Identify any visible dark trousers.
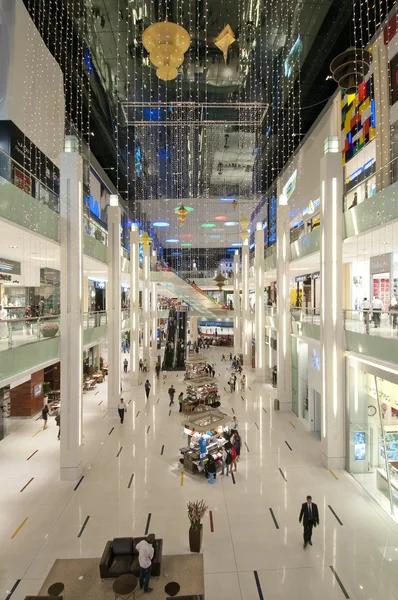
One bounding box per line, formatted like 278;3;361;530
118;408;125;423
373;311;381;327
303;521;313;543
145;390;150;399
124;365;128;373
169;395;174;406
139;565;151;592
179;403;182;412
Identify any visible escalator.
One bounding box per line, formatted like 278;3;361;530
163;307;188;370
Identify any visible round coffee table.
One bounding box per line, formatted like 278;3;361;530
113;574;138;600
165;581;180;597
48;582;64;597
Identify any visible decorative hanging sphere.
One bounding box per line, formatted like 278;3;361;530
330;47;372;94
143;22;190;81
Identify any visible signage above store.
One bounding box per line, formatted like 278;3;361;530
295;273;311;283
282;169;297;202
302;198;320;217
0;258;21;275
370;253;392;275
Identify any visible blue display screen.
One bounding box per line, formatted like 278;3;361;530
354;431;366;460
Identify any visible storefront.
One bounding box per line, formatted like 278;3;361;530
293;338;322;436
347;355;398;522
370;253;395;309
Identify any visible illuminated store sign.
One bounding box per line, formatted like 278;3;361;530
345;157;375;185
282;169;297;202
302;198;320;217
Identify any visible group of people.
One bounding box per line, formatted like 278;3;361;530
167;385;184;411
139;358;148;372
204;417;241;481
42;403;61;439
361;295;398;331
228;373;247;392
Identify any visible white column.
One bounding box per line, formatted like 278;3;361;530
276;200;291;411
60;135;83;481
233;250;241;355
129;225;140;385
151;282;158;357
107;196;121;417
373;36;391;191
241;239;251;365
320;147;345;469
190;316;198;343
255;223;265;381
142;244;151;365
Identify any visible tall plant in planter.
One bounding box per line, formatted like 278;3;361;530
187;499;208;553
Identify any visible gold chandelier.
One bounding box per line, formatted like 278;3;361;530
214;25;235;63
139;231;152;249
143;22;190;81
175;204;189;225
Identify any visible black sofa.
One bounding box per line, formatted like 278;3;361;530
99;537;163;579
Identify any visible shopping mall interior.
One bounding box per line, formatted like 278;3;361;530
2;0;398;598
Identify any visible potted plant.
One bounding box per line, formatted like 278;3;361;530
187;499;208;553
40;322;59;338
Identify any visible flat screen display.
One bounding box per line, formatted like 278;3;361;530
354;431;366;460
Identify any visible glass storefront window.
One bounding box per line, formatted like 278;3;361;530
348;364;398;521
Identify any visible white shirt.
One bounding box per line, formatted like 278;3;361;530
362;300;371;310
372;298;383;310
118;403;126;410
136;540;154;568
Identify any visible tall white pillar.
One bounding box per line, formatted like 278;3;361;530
255;223;265;381
233;250;241;355
142;243;151;365
241;239;251;366
107;195;121;417
151;282;158;357
129;225;140;385
320;146;345;469
190;316;198;343
276;199;291;411
60;135;83;481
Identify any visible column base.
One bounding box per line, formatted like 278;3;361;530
60;462;83;481
321;452;345;470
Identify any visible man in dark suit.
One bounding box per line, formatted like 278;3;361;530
299;495;319;547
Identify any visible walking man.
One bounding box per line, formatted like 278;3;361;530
118;398;127;424
123;358;128;373
168;384;175;406
144;379;151;399
299;495;319;547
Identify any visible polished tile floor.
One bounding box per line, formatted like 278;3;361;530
2;347;398;600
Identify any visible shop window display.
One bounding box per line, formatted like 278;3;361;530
348;365;398;520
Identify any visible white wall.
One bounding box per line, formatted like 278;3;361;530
279;95;341;225
0;0;65;165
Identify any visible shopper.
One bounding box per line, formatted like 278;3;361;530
139;359;143;372
230;415;239;433
144;380;151;399
229;377;234;393
372;296;383;328
229;444;238;473
42;403;49;430
55;410;61;440
221;354;226;361
233;374;237;391
168;384;176;406
118;398;127;424
221;444;231;476
232;431;241;460
178;391;184;412
362;297;371;334
299;495;319;548
143;359;148;372
240;374;246;392
155;362;161;379
123;358;128;373
136;534;155;593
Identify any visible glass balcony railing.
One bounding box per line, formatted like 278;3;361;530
290;307;321;324
344;156;398;212
0;147;60;214
343;309;398;339
83;214;108;246
0;311;111;351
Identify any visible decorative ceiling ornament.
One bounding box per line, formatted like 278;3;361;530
139;231;152;249
143;22;190;81
232;199;238;210
240;230;249;242
214;24;235;63
175;204;190;226
239;214;250;232
214;272;227;291
330;47;372;94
